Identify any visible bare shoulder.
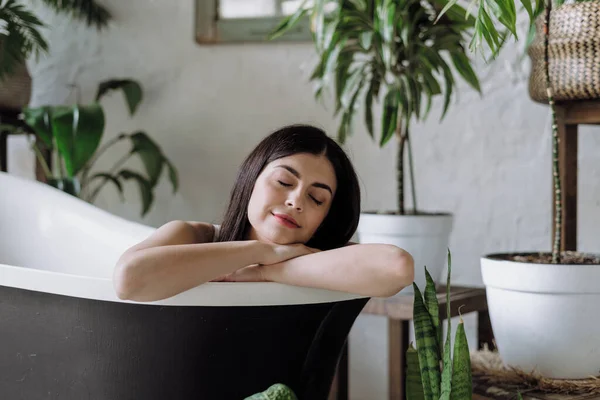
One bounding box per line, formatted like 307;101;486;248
119;220;201;262
185;221;217;243
344;241;358;246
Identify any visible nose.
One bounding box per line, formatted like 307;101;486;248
285;192;303;212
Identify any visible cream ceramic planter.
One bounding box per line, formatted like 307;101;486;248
481;254;600;379
357;213;453;294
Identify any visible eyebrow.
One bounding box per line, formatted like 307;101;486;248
275;165;333;195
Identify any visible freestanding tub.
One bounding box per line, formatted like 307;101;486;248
0;172;369;400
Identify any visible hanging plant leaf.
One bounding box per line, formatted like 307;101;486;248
87;172;125;201
51;104;105;177
118;169;154;216
129;131;163;188
95;79;143;116
22;106;58;148
380;89;399;147
162;157;179;194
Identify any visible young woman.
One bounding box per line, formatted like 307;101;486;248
113;124;414;302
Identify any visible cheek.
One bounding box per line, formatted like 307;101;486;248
307;207;330;232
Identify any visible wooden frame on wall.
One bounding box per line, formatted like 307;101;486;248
194;0;311;44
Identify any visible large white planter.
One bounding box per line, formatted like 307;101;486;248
481;254;600;379
357;213;453;294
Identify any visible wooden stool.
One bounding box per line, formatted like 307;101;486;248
553;99;600;252
329;285;493;400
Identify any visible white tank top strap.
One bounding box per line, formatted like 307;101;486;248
212;224;221;242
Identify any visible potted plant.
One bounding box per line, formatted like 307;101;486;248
0;0;111;110
270;0;482;292
9;78;178;217
406;251;474;400
433;0;600;380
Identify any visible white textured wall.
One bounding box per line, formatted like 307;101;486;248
7;1;600;399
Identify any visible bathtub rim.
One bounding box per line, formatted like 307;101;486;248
0;262;368;306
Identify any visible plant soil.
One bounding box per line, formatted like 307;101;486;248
362;210;450;216
507;251;600;265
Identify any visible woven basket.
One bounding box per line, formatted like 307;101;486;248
0;62;32;112
528;2;600;104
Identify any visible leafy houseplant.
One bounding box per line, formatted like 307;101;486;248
433;0;600;380
0;0;111;112
0;0;111;80
17;79;178;217
269;0;484;290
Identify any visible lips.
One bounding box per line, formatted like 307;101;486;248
272;212;300;228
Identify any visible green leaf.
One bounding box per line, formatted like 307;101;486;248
413;283;441;400
365;80;377;139
268;2;308;40
22;106;55;148
162;156;179;193
424;267;441;359
434;0;460;24
51;104;105;177
340;66;364;110
440;250;454;400
129;131;164;188
359;31;373;50
95;79;143;116
118;169;154;216
450;51;481;93
486;0;518;40
380;89;399;147
520;0;534;20
39;0;112;30
0;0;48;79
87;173;124;201
337;111;352;144
313;0;326;52
450;320;472;399
406;344;426;400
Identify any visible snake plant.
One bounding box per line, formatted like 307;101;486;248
409;250;473;399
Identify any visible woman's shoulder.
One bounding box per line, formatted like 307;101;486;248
184;221;220;243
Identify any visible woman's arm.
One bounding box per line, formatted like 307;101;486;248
113;220;269;302
261;244;415;298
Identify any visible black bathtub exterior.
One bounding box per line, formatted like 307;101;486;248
0;285;368;400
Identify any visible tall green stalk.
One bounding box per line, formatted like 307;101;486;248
543;0;562;263
397;125;407;215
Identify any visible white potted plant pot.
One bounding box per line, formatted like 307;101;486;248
357;212;453;294
481;252;600;379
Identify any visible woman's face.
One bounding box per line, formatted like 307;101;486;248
246;152;337;245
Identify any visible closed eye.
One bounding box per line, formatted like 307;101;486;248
279;181;324;206
310;196;323;206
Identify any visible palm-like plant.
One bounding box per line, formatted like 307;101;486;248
0;0;111;80
273;0;583;264
271;0;484;215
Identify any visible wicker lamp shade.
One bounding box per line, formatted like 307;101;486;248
528;2;600;104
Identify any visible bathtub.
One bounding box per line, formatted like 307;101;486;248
0;171;369;400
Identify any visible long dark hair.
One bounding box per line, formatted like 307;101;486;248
217;124;360;251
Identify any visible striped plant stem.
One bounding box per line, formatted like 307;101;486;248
397;122;407;215
543;0;562;263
